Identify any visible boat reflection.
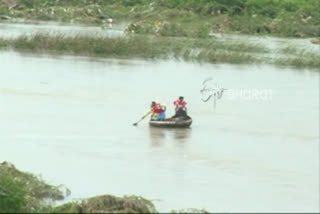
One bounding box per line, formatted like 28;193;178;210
170;128;192;141
148;126;192;146
148;126;166;146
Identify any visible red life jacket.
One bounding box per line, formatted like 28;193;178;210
151;103;164;113
173;99;187;108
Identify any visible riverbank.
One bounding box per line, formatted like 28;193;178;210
0;161;66;212
1;0;319;69
0;33;319;69
0;0;319;38
0;161;209;213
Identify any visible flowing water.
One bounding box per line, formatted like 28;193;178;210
0;23;319;212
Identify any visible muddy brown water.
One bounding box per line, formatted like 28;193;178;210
0;23;319;212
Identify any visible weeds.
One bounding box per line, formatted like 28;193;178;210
0;33;318;69
0;0;319;38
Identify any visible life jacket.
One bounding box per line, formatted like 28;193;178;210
173;99;187;108
151;103;165;113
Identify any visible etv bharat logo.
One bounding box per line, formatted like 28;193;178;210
200;77;273;109
200;77;226;109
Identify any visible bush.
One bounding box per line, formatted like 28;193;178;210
0;173;27;213
196;24;210;38
0;161;66;212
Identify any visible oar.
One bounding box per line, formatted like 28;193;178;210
133;116;146;126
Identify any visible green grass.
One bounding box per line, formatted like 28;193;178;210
0;32;318;69
275;56;320;70
0;33;267;64
280;46;319;57
1;0;319;38
276;45;320;69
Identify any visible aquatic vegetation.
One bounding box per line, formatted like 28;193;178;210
275;56;320;70
275;45;320;69
1;32;318;69
0;33;267;64
280;45;320;57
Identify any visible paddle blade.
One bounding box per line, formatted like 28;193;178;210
133;117;145;126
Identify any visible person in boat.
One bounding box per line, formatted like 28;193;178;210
172;96;188;118
143;101;166;121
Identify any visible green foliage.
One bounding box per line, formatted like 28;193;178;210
0;162;66;212
120;0;146;7
2;32;318;69
0;33;269;65
126;22;155;34
275;56;320;70
0;38;8;48
17;0;44;8
49;202;82;213
0;173;27;213
158;23;188;37
276;46;320;69
0;5;9;14
1;0;319;37
0;162;160;213
196;24;210;38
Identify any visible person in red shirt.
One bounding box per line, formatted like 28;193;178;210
172;96;187;118
143;101;166;121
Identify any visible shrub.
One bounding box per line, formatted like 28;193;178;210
196;24;210;38
0;173;27;213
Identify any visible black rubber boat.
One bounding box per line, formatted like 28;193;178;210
149;116;192;128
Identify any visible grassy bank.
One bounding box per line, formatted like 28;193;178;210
0;33;319;69
275;45;320;69
1;0;318;69
274;56;320;69
0;161;67;212
0;161;209;213
0;0;320;38
0;33;265;63
0;34;267;63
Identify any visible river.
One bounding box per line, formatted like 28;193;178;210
0;22;319;213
